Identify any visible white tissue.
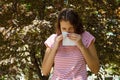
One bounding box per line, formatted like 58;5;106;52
62;32;76;46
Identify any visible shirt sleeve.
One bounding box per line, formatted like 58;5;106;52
82;31;95;48
44;34;57;48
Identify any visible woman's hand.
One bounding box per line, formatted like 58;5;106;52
54;34;63;46
56;34;63;42
68;33;83;46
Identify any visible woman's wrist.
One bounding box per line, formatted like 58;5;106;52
53;41;60;49
76;40;85;49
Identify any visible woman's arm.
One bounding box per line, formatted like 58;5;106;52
68;33;100;74
77;40;100;74
42;35;63;76
42;45;57;76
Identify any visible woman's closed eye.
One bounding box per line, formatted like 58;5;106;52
62;27;66;31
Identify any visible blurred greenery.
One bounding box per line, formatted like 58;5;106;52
0;0;120;80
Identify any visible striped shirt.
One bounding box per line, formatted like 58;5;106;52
44;31;95;80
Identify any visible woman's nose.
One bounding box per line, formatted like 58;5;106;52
67;30;72;33
66;29;70;33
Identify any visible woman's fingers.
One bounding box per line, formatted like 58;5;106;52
68;33;81;41
56;34;63;42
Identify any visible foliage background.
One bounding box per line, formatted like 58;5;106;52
0;0;120;80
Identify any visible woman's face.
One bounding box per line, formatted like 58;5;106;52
60;20;75;33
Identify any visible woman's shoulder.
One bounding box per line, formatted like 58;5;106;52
48;34;57;39
81;31;94;37
81;31;95;48
50;34;57;37
44;34;57;48
82;31;90;34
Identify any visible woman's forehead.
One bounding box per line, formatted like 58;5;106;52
60;20;73;27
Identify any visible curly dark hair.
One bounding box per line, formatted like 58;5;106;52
55;8;84;35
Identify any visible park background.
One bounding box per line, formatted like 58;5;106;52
0;0;120;80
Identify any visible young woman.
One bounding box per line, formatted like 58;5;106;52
42;8;99;80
